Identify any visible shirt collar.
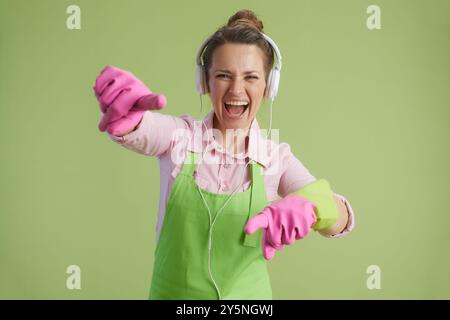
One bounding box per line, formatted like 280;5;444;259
187;111;271;168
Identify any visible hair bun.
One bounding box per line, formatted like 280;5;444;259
227;9;264;32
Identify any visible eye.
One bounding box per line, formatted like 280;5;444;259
216;74;231;79
246;75;259;80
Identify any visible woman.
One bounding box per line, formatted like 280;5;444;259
93;9;355;300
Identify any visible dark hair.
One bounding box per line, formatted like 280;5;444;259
201;9;275;87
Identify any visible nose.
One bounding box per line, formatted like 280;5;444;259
228;77;245;95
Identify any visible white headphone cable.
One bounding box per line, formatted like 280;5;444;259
196;95;273;299
197;96;257;299
266;97;274;140
197;156;251;300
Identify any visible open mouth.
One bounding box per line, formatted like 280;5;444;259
223;102;249;119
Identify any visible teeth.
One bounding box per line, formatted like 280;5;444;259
224;101;249;106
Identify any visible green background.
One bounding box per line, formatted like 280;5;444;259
1;0;449;299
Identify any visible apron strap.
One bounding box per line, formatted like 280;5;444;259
180;150;199;176
243;161;266;247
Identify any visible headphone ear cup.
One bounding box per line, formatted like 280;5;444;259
195;65;205;95
265;70;274;99
201;66;209;94
270;69;280;98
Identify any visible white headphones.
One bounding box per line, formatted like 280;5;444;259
195;33;282;100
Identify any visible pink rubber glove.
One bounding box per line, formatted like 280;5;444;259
93;65;167;136
244;195;317;260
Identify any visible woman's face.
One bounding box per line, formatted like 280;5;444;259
207;43;267;133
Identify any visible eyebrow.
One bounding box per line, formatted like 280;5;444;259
214;69;260;74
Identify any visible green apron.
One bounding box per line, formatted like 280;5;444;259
149;150;272;300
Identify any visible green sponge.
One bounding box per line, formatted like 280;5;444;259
292;179;339;231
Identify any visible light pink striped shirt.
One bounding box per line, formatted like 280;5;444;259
108;111;355;241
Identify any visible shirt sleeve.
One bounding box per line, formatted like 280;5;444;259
277;143;317;197
324;192;355;238
107;111;190;157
